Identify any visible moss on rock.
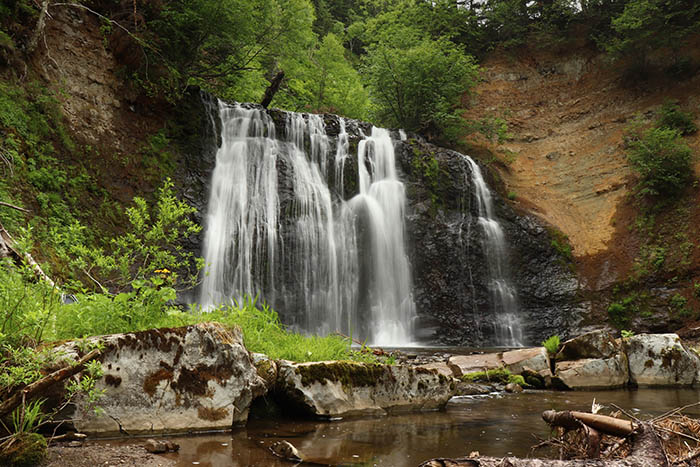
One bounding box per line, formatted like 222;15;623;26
296;361;386;388
0;433;47;467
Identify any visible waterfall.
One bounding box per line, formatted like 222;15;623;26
199;102;415;345
464;156;523;347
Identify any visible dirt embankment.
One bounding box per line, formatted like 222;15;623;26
462;43;700;307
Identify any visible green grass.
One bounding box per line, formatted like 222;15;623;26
0;260;379;364
541;335;560;355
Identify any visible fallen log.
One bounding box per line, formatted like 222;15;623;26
543;410;636;437
0;349;101;420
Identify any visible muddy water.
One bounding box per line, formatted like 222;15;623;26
150;388;700;466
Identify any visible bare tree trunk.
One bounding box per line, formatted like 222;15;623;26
260;70;285;109
27;0;50;55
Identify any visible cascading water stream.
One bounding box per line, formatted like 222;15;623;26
199;102;415;345
464;156;523;347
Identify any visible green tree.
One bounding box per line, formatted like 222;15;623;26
362;24;479;134
627;127;693;197
275;33;368;118
603;0;700;68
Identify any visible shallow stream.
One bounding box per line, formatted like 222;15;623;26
141;388;700;466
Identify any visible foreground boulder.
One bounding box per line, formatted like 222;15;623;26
274;360;455;417
67;323;266;436
555;330;620;361
553;330;628;390
625;333;700;387
555;353;629;390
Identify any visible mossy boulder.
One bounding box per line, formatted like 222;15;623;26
625;333;700;387
59;323;266;436
274;360;455;417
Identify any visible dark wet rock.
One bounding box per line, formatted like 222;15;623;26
505;382;523;393
144;439;179;454
175;100;584;345
454;381;493;395
270;440;302;462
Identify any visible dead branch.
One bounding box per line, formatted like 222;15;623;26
0;349;101;420
0;222;55;287
0;202;29;213
27;0;50;54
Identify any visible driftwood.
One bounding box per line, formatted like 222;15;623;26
0;202;29;213
420;424;666;466
260;70;285;109
0;349;101;420
543;410;636;437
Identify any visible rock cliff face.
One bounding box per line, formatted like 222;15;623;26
174;100;584;346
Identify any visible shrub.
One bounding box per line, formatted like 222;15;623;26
542;335;560;355
657;101;697;136
626;127;693;197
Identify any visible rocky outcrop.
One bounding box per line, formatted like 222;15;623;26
176;100;584;346
66;323;266;436
394;138;584;345
273;360;455;417
625;334;700;387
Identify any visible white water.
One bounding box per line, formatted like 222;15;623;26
200;103;415;345
464;156;523;347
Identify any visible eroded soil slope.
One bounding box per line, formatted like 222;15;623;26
463;45;700;307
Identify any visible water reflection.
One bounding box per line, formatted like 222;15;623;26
153;389;700;466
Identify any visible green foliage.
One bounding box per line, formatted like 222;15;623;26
11;399;45;434
362;24;479;134
626;127;693;198
0;346;53;394
69;178;202;292
621;330;635;339
608;294;640;327
0;260;62;348
275;33;369;119
462;368;527;387
656;101;697;136
548;228;572;260
601;0;700;69
466;115;512;143
542;335;560;355
507;191;517;200
410;150;441;206
670;293;690;316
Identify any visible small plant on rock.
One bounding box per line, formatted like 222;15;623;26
542;335;560;355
